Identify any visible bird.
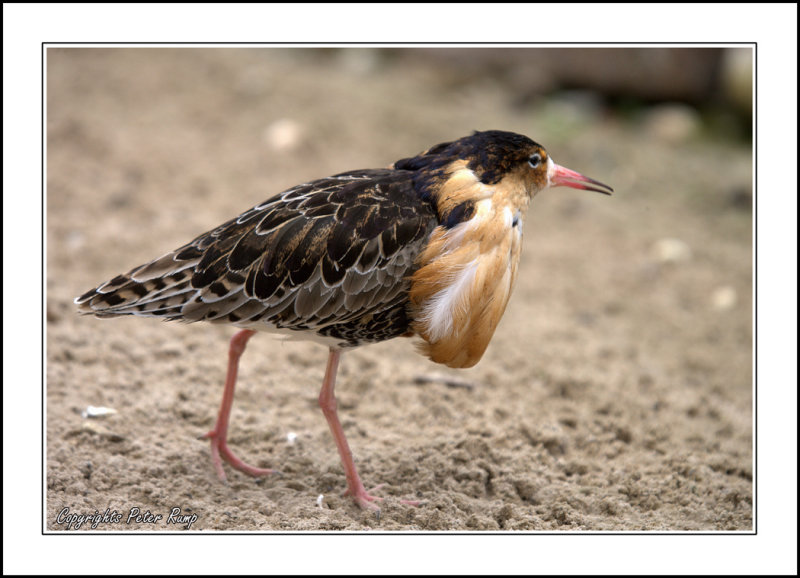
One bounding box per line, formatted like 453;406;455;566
75;130;612;510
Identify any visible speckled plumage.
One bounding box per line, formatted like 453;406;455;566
75;130;612;510
77;168;437;348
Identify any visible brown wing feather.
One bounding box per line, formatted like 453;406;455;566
76;169;438;347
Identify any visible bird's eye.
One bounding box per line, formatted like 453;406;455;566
528;153;542;169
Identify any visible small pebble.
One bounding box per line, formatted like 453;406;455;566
711;286;738;311
81;421;125;442
652;238;692;263
263;119;303;152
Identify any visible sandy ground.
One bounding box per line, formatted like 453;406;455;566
46;48;753;531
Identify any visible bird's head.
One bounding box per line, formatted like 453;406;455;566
396;130;613;210
455;130;614;198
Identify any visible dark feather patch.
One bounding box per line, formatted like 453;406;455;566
256;207;296;235
175;244;204;261
442;201;475;229
263;218;315;280
191;259;228;289
101;293;126;307
286;221;330;286
106;274;129;289
228;227;268;272
249;267;281;301
380;227;399;258
150;277;168;291
226;271;245;285
321;255;346;286
77;288;97;302
130;283;149;298
209;282;228;297
357;238;381;272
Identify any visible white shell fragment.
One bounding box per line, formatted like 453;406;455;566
81;405;118;419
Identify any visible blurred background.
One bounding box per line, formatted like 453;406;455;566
47;47;753;531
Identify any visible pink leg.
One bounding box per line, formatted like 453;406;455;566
201;329;276;481
318;348;421;510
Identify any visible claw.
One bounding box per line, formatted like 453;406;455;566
203;428;277;480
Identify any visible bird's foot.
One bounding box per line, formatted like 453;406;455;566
344;483;423;511
201;429;278;482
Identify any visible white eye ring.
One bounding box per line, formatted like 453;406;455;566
528;153;542;169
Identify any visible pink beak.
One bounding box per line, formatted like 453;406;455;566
549;161;613;195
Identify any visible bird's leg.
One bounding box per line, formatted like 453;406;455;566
318;348;421;510
201;329;277;481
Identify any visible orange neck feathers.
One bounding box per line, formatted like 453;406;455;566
409;162;531;368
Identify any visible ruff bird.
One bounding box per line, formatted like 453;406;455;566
76;130;612;510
